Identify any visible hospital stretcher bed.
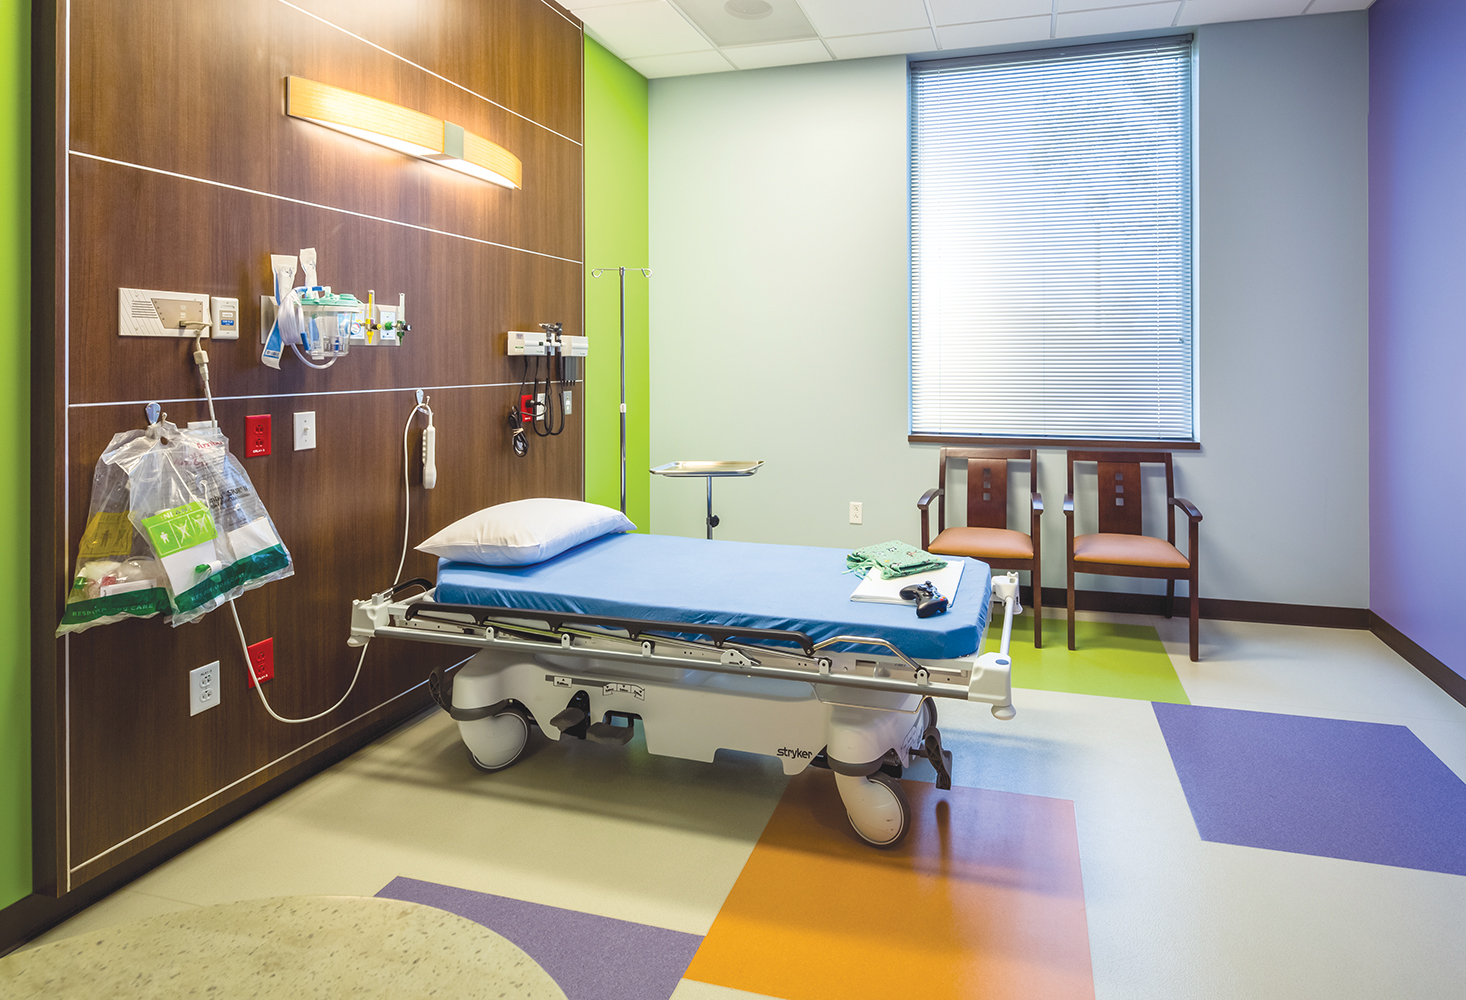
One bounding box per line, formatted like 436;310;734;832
348;533;1019;847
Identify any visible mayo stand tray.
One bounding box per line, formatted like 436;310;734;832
650;461;765;539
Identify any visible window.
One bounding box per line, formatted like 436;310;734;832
909;36;1195;443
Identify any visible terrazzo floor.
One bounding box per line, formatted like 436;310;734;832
18;609;1466;999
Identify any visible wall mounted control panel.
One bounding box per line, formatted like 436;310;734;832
211;296;240;339
119;288;213;338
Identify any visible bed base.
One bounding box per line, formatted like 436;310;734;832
348;573;1020;847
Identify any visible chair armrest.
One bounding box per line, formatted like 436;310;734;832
1169;497;1203;521
1031;492;1043;512
1063;493;1074;515
917;487;944;510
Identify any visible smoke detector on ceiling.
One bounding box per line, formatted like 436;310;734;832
674;0;816;46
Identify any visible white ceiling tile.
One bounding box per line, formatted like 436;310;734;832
930;0;1053;27
797;0;932;36
1056;0;1162;10
578;1;713;59
724;38;833;69
1056;2;1183;36
1304;0;1375;12
626;49;736;77
826;27;940;59
938;14;1054;48
1176;0;1309;24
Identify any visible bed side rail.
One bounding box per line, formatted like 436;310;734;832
404;601;818;656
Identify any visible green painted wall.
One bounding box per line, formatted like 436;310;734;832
583;37;650;531
1;0;31;908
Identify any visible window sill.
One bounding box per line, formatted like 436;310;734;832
907;434;1201;451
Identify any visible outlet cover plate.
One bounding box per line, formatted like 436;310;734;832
294;411;316;451
849;501;863;525
190;660;221;716
245;414;271;457
246;637;274;688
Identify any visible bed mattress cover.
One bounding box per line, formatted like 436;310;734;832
434;532;992;661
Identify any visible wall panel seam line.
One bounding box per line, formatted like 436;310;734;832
70;151;586;265
65;0;75;897
275;0;584;147
538;0;581;29
68;381;562;409
69;672;451;874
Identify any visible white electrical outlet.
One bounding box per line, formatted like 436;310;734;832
562;389;572;416
190;660;221;716
849;501;863;525
294;411;316;451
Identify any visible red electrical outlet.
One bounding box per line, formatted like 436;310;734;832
519;394;535;425
244;414;272;457
246;637;274;688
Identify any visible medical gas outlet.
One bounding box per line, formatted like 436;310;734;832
260;249;411;370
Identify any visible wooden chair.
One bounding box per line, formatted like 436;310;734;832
917;448;1043;647
1063;451;1203;661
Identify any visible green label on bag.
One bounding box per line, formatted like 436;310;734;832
58;587;172;628
141;501;218;557
171;545;291;614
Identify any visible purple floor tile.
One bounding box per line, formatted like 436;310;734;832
1153;703;1466;875
376;876;702;1000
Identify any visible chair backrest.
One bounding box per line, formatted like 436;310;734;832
937;447;1037;531
1066;450;1175;538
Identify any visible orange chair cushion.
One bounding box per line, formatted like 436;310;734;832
929;527;1033;561
1073;533;1189;569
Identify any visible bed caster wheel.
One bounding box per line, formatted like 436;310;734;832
464;704;532;773
834;771;911;848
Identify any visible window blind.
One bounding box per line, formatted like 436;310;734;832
909;36;1195;441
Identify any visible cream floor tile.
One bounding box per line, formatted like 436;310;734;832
1161;618;1466;724
126;708;787;935
930;686;1466;1000
22;889;201;952
670;979;783;1000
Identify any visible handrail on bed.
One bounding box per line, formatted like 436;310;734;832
405;601;819;657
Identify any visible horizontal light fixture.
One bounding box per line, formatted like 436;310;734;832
285;76;522;190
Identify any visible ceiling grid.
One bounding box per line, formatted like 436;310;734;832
564;0;1374;78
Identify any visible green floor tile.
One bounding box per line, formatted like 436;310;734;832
985;615;1190;704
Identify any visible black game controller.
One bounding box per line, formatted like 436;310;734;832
898;580;949;618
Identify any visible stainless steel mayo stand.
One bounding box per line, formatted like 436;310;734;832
650;461;765;539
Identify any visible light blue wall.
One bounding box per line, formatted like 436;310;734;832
648;13;1370;608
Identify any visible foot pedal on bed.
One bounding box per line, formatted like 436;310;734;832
586;721;635;746
550;707;587;731
550;692;591;739
910;726;953;791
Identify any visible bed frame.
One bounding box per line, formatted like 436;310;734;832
348;572;1020;847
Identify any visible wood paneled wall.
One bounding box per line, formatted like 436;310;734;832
33;0;584;894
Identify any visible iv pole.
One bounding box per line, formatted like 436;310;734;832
590;266;650;513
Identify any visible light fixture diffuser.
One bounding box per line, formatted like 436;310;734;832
285;77;522;190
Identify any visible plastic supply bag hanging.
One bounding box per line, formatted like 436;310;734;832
56;423;172;635
106;419;294;626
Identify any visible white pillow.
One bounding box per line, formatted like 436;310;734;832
416;498;636;566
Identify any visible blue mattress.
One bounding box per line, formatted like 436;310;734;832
434;533;991;660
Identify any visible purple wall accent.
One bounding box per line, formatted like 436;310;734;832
1369;0;1466;679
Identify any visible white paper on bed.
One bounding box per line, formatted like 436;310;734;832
849;558;965;607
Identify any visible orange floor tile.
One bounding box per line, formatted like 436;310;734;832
685;769;1094;1000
